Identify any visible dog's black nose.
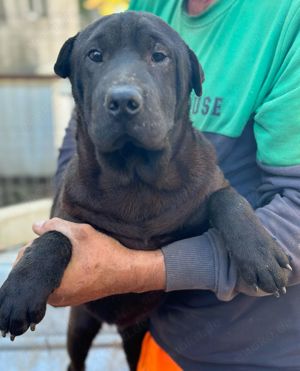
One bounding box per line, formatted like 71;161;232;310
105;86;143;117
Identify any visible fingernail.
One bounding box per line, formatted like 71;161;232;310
34;220;46;228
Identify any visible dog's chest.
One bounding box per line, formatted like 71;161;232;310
61;183;208;250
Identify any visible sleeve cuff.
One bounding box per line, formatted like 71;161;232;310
162;229;243;302
161;232;217;292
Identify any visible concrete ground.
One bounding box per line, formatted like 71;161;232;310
0;246;129;371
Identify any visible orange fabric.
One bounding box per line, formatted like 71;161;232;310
137;331;182;371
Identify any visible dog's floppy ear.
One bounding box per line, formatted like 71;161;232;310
188;48;204;97
54;33;78;78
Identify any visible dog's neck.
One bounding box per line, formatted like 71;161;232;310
74;109;215;193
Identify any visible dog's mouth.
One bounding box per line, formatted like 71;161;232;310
111;134;164;154
113;135;143;153
101;135;164;172
117;139;163;163
119;141;144;158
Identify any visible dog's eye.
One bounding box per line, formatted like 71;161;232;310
152;52;167;63
88;49;103;63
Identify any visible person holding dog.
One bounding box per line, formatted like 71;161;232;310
26;0;300;370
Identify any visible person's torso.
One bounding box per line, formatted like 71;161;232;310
128;0;300;369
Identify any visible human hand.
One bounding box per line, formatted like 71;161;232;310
14;218;166;307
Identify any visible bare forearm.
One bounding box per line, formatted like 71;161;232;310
130;249;166;293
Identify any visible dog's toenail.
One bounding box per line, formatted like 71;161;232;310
286;264;293;271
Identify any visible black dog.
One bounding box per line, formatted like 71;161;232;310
0;12;290;371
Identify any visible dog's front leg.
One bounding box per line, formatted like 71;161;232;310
207;186;291;295
0;231;71;339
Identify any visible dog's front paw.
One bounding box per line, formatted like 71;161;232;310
0;273;48;340
231;234;291;297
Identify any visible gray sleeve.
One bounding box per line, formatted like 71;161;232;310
54;108;77;191
162;163;300;301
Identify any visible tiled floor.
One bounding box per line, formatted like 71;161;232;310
0;246;129;371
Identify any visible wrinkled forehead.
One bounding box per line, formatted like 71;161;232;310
75;12;183;53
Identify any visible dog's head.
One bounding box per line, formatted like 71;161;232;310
55;11;204;157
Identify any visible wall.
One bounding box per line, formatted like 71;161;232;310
0;0;80;75
0;76;73;177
